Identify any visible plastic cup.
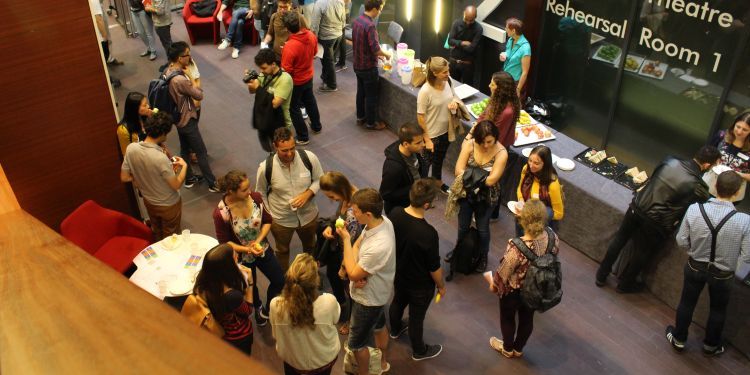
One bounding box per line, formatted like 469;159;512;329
181;229;191;243
289;198;298;211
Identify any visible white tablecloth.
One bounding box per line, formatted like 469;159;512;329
129;233;219;300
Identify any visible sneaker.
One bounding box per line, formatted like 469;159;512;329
301;108;308;119
440;184;450;194
665;326;685;352
489;337;515;358
149;51;157;61
702;344;725;357
231;48;240;59
595;268;609;287
218;39;231;50
255;309;268;327
184;175;204;188
389;322;408;339
296;138;310;146
259;306;270;320
140;50;150;57
318;84;338;92
335;65;348;72
595;276;606;287
208;184;221;193
412;344;442;361
365;122;387;131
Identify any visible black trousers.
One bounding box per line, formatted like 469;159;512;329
499;290;535;352
449;59;475;85
319;37;342;88
388;286;434;354
673;262;733;347
597;207;667;288
422;133;451;181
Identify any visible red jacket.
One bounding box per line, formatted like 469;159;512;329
281;30;317;85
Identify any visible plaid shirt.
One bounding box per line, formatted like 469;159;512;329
676;198;750;272
352;14;380;70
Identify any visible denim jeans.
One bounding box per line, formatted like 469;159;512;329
673;262;733;347
421;133;451;181
254;18;265;40
355;68;379;126
319;37;341;88
244;249;285;313
499;290;535;352
348;301;386;351
177;118;216;186
457;198;492;255
388;286;434;354
130;9;156;53
227;8;249;47
290;79;322;141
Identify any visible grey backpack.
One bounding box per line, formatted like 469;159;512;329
511;227;562;312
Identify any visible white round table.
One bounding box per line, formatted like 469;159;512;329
129;233;219;300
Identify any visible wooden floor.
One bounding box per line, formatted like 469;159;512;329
106;12;749;374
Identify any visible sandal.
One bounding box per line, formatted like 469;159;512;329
489;337;515;358
381;362;391;373
338;323;350;335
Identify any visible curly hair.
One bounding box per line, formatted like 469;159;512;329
485;71;520;126
518;199;548;238
217;170;248;193
143;111;173;138
277;253;320;328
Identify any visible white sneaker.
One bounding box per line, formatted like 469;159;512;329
301;108;308;119
231;48;240;59
218;39;230;50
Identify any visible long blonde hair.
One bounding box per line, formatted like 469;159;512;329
425;56;449;88
277;253;320;328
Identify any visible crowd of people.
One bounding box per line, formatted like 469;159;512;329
112;0;750;373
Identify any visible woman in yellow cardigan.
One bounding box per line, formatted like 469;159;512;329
116;92;152;156
515;145;563;236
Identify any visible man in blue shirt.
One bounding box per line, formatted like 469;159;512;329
666;171;750;356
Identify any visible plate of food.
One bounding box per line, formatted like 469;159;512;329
592;44;621;65
638;59;668;80
168;278;194;296
514;123;556;147
574;148;606;168
615;166;648;190
161;234;182;250
507;200;524;215
593;156;628;178
517;110;538;126
619;54;645;72
468;98;489;118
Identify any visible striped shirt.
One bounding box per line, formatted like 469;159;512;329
676;198;750;272
221;289;254;341
352;14;380;70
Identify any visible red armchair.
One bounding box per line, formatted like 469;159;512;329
61;200;153;274
221;2;259;46
183;0;222;45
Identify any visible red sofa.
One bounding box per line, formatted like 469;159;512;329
183;0;222;45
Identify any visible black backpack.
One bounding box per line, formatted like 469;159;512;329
190;0;217;17
511;228;562;312
147;70;184;124
264;149;313;196
447;226;481;280
260;0;277;31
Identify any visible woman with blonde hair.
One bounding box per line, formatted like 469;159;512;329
418;56;461;193
489;200;559;359
270;253;341;374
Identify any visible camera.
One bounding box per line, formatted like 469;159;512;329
243;70;259;83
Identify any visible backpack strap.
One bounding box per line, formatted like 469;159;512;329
511;237;537;262
698;203;737;264
264;149;313;197
544;227;556;255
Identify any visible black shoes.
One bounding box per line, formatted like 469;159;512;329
255;306;269;327
665;326;685;352
703;344;725;357
440;184;450;194
184;175;204;188
412;344;443;361
389;322;408;339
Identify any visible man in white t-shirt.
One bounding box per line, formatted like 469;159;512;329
336;188;395;375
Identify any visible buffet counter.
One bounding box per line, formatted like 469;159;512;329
378;71;750;356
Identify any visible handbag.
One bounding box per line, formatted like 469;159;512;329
181;293;225;337
411;64;427;87
343;346;383;374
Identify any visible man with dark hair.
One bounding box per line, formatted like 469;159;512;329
336;188;395;375
165;41;219;192
121;112;187;240
310;0;346;92
666;171;750;356
262;0;308;57
447;5;483;85
256;127;324;271
352;0;390;130
388;179;445;361
247;48;294;151
281;10;323;145
380;123;427;215
596;146;721;293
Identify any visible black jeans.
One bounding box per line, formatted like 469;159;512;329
320;37;342;88
499;290;535;352
449;60;475;85
596;207;667;288
245;249;285;312
154;25;172;55
336;29;347;67
388;286;434;354
177;118;216;186
290;78;322;141
355;67;379;126
422;133;451;181
673;262;733;347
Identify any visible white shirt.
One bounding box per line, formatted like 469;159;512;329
350;217;396;306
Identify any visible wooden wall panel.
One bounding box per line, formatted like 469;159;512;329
0;0;135;230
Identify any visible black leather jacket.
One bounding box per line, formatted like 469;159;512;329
633;156;710;232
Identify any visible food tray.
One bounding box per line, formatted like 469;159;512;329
573;148;602;168
514;123;556;147
593;161;628;179
617;54;645;73
454;84;479;100
615;172;647;191
592;44;621;65
467;98;489;119
638;59;669;80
